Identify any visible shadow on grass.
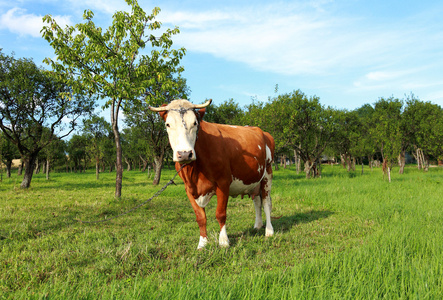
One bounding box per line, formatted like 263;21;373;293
228;209;334;246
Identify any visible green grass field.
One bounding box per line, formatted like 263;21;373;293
1;165;442;299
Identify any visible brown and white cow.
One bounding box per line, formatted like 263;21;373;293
150;99;275;249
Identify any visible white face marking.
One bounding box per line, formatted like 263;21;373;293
165;110;199;162
258;145;262;150
229;177;260;198
195;192;214;208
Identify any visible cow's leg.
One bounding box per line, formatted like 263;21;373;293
262;170;274;237
253;195;263;229
187;191;208;249
215;187;230;247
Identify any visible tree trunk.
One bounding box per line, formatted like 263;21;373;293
294;150;300;174
415;147;422;170
34;158;40;174
96;157;100;180
46;159;50;180
423;153;429;172
21;155;38;188
387;166;392;183
115;135;123;197
6;161;12;178
18;160;23;175
304;160;318;179
140;155;148;172
398;150;406;174
125;157;131;171
152;155;164;185
361;160;364;175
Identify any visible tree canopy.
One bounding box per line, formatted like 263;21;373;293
0;50;94;188
41;0;186;196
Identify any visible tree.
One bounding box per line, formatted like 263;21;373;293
354;104;377;170
82;115;112;179
0;51;94;188
263;90;336;178
125;76;189;185
42;0;186;197
403;96;443;170
42;135;66;180
330;110;361;172
371;97;403;182
204;99;244;125
67;134;89;172
0;131;20;178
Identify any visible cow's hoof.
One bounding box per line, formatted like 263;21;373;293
219;239;230;248
265;227;274;237
197;236;208;249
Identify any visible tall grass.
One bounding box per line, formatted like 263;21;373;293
1;165;442;299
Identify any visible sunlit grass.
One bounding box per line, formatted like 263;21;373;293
1;165;442;298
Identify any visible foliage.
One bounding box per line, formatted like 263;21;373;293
0;131;20;177
371;97;403;175
1;165;442;298
67;134;89;172
403;95;443;162
264;90;337;178
0;50;94;188
205;99;244;125
125;75;189;185
41;0;186;197
82;115;113;179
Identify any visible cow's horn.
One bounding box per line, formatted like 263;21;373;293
192;99;212;109
148;105;170;112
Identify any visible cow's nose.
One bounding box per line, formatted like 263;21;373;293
177;150;193;161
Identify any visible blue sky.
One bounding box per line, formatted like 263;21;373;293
1;0;443;112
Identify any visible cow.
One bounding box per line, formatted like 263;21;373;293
149;99;275;249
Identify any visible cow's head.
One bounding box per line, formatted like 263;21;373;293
149;99;212;163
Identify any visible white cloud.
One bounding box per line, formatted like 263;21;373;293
162;3;441;81
0;7;71;37
66;0;128;16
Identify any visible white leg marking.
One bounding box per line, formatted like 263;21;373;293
195;192;214;208
197;236;208;249
253;195;263;229
262;172;274;237
219;225;230;247
264;198;274;236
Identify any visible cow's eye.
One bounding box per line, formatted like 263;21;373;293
193;121;198;126
166;123;170;128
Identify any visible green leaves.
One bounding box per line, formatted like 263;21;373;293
41;2;185;107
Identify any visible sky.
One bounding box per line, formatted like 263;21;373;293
1;0;443;114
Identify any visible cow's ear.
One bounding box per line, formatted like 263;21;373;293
159;111;168;121
198;108;206;120
158;104;168;121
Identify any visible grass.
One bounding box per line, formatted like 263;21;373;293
1;164;442;299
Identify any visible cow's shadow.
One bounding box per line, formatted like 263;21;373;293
228;209;334;246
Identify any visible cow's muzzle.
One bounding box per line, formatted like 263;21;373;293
177;150;195;163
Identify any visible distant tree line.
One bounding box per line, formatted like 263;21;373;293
3;88;441;186
205;92;443;182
